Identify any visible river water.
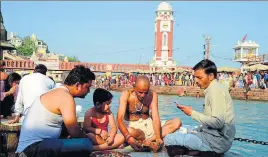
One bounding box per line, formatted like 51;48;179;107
75;90;268;157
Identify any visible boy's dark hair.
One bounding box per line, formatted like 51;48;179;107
34;64;47;75
93;88;113;105
193;59;217;78
64;65;95;86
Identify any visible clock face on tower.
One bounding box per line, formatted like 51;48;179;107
160;21;170;32
160;14;170;20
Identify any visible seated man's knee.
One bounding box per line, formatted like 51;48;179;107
172;118;182;130
87;133;97;142
164;132;182;146
165;133;205;151
183;134;203;150
87;133;95;137
127;127;145;140
164;134;173;145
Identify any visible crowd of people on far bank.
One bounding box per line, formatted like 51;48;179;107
95;68;268;91
1;59;236;157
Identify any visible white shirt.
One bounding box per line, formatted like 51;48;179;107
55;83;63;88
14;73;55;116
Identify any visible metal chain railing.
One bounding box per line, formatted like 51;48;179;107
234;137;268;145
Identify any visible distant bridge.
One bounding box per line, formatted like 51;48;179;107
3;60;192;73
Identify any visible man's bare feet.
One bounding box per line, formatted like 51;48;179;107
148;141;163;153
141;140;151;147
141;140;162;153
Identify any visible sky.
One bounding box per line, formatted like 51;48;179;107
1;1;268;68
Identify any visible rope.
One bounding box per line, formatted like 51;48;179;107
234;137;268;145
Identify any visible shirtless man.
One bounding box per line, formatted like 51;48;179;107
16;65;95;157
117;75;181;152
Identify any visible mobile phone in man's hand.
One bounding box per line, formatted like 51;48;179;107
174;102;183;109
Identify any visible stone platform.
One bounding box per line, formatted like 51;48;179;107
0;117;244;157
0;118;243;157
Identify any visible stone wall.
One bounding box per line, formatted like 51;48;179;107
109;85;268;101
230;88;268;101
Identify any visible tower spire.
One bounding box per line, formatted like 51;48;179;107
0;11;3;24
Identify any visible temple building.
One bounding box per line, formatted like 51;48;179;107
30;33;49;55
0;11;16;60
9;32;23;48
233;39;260;72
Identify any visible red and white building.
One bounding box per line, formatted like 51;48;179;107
150;2;177;71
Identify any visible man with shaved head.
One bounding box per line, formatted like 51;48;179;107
117;75;181;152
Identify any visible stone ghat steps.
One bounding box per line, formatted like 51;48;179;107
109;85;268;101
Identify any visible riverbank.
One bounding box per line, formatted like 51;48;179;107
109;85;268;101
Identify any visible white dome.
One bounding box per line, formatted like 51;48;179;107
157;2;172;11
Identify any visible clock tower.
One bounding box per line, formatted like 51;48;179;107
150;2;176;71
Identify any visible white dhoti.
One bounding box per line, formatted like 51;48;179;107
124;117;166;140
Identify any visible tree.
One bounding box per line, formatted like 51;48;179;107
67;56;80;62
16;36;37;56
